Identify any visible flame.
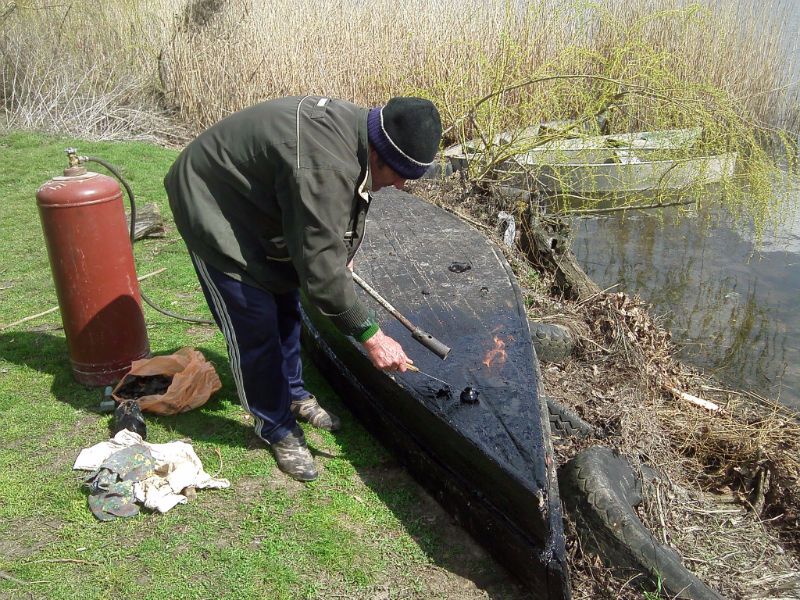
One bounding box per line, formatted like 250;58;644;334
482;335;507;368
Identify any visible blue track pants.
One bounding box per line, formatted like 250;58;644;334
190;253;309;444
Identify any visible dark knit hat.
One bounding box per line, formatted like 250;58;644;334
367;97;442;180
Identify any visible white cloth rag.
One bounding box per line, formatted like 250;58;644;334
74;430;230;513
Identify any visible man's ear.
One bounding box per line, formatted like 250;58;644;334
369;145;386;170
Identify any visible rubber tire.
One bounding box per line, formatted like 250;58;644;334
558;446;725;600
529;321;575;363
546;397;595;439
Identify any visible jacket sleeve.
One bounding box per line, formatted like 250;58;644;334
277;165;375;337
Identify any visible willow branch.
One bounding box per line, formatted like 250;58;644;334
443;74;687;137
569;198;697;216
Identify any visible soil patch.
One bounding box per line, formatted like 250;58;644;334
347;464;530;599
0;518;62;561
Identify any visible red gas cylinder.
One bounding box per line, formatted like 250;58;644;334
36;153;150;386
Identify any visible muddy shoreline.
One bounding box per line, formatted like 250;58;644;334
407;176;800;599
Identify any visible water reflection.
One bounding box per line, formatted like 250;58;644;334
572;194;799;410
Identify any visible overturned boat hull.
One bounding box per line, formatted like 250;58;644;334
300;189;570;598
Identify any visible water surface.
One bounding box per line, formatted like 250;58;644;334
572;187;800;410
570;0;800;410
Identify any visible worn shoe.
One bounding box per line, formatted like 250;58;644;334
290;395;341;431
270;425;318;481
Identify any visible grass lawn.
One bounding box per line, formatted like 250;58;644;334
0;132;524;599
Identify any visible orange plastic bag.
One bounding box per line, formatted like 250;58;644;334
112;347;222;415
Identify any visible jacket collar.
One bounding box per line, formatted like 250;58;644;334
357;108;371;203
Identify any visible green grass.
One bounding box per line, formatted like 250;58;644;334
0;132;512;599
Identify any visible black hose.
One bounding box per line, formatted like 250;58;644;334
83;156;214;325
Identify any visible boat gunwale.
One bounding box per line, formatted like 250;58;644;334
510;150;738;169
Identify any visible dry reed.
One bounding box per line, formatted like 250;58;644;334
1;0;797;140
0;0;178;140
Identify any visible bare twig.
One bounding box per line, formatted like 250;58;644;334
0;268;167;330
444;74;683;138
752;466;771;515
576;283;621;306
581;336;612;354
0;570;28;585
436;205;491;231
25;558;99;566
136;267;167;282
0;306;60;330
570;198;697;216
210;447;223;478
683;556;712;565
655;483;669;545
700;385;743;396
748;571;800;586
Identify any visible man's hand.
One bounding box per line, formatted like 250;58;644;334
362;329;411;372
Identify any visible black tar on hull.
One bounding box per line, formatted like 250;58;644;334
300;188;570;598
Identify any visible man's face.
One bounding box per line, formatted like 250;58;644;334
369;150;407;192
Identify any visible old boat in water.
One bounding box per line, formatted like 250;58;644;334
512;149;737;194
300;188;571;598
444;126;702;168
443;126;735;195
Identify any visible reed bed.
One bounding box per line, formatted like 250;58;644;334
0;0;179;140
3;0;796;228
1;0;797;139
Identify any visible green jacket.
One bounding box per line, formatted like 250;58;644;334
164;96;375;337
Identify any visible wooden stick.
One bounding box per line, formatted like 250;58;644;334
0;268;167;331
582;336;612;354
437;204;490;231
665;385;722;413
0;306;60;330
136;267;166;282
352;272;451;359
700;384;743;395
570;198;697;215
25;558;98;566
210;447;224;479
752;466;770;515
